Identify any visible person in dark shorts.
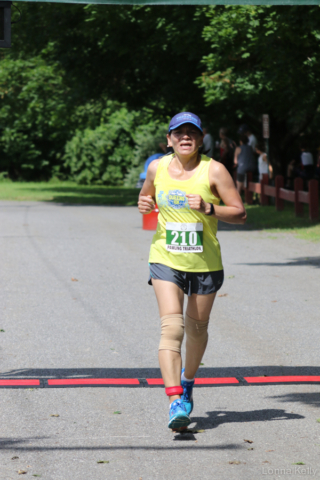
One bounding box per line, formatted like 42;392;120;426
234;134;256;194
138;112;246;430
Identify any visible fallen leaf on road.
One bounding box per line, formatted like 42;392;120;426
317;419;320;423
229;461;242;465
247;448;254;451
218;294;228;297
200;363;204;366
266;449;274;452
262;461;270;464
228;275;235;279
244;439;253;443
293;462;305;465
18;470;27;475
271;300;277;303
50;414;59;417
11;456;19;460
32;475;42;478
97;460;109;464
0;329;5;332
71;278;78;282
113;411;121;414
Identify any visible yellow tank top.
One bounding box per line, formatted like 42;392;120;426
148;154;223;272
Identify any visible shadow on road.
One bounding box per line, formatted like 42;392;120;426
0;437;242;451
268;392;320;408
237;256;320;268
173;408;304;441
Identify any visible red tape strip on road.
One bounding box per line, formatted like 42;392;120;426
0;379;40;386
147;377;239;385
245;376;320;383
147;378;164;385
48;378;140;386
195;377;239;384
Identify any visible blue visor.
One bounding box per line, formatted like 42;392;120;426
168;112;203;133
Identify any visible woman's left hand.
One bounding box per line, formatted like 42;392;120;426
186;194;210;214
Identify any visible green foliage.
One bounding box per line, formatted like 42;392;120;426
2;4;320;181
197;6;320;166
124;121;168;187
10;4;207;113
0;57;72;180
64;106;167;186
64;106;139;185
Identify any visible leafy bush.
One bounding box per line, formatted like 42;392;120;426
0;57;72;180
65;106;168;186
124;121;168;187
0;57;169;185
64;106;140;185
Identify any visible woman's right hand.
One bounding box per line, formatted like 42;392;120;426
138;195;155;214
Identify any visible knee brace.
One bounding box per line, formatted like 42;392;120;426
185;313;209;347
159;314;184;353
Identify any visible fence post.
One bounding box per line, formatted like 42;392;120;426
275;175;284;211
294;177;304;217
245;172;253;205
260;174;269;206
308;179;319;221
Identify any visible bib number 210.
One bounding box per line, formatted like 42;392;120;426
166;222;203;253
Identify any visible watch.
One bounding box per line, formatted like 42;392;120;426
206;203;215;216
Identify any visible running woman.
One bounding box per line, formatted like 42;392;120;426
138;112;246;430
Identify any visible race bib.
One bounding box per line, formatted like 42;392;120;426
166;222;203;253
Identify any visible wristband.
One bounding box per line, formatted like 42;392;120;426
206;203;215;216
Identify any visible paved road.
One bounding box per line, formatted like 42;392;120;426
0;201;320;480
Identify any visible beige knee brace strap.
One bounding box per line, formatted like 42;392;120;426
159;314;184;353
185;313;209;347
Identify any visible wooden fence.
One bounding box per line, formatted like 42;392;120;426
245;173;319;221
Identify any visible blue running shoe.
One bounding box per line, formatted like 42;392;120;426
168;399;190;430
181;368;194;415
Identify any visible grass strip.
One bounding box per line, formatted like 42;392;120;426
0;181;319;241
0;181;139;206
246;204;320;241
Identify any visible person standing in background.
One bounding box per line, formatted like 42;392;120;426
234;134;256;194
238;124;257;153
219;128;236;176
286;143;314;188
202;127;214;158
256;143;273;181
247;128;257;153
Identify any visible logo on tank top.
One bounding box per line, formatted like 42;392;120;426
167;190;187;209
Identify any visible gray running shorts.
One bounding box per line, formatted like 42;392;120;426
148;263;224;297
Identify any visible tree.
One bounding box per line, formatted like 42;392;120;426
9;4;208;116
0;57;72;179
197;5;320;171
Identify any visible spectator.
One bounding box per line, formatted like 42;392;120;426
202;127;214;158
234;134;256;194
238;124;257;152
219;127;236;175
286;143;314;188
219;139;234;176
256;142;273;181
